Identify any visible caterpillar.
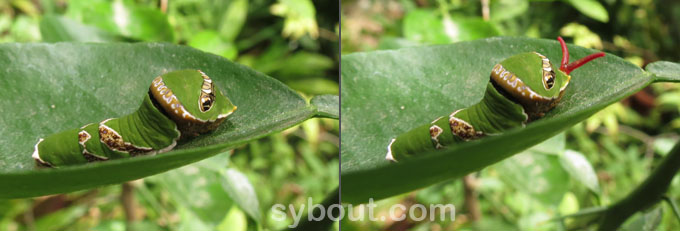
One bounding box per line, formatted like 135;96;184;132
386;37;605;162
32;69;237;167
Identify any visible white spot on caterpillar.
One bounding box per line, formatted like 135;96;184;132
80;123;93;129
429;125;444;149
448;114;481;140
155;139;177;154
493;64;503;74
32;138;49;166
501;71;510;79
99;120;154;153
450;109;463;117
153;77;163;87
78;130;108;161
162;93;175;104
508;77;518;88
78;131;91;145
182;110;198;120
217;107;236;119
386;138;397;162
431;116;443;124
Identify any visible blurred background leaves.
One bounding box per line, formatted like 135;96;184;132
0;0;338;230
341;0;679;230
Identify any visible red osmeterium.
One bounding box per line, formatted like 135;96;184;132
557;36;606;75
558;36;569;72
564;52;605;75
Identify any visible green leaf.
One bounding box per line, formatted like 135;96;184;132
621;205;663;231
66;0;174;42
188;30;238;60
0;43;328;198
560;150;600;194
34;203;88;230
40;15;118;43
310;95;340;119
647;61;680;82
220;167;261;222
402;9;451;44
653;138;676;156
150;154;233;226
489;0;529;22
9;15;41;42
218;0;248;42
402;10;500;44
217;206;248;231
495;134;570;205
340;37;650;203
566;0;609;23
445;16;501;42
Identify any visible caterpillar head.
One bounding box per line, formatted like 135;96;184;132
149;69;237;138
490;37;605;120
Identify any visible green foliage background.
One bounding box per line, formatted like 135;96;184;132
0;0;338;230
341;0;680;230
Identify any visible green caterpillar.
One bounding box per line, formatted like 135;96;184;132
32;69;237;167
386;37;605;162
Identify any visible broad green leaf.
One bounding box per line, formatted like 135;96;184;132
65;0;174;42
270;0;319;39
0;43;332;198
489;0;528;22
40;15;119;43
402;10;500;44
567;0;609;23
9;15;41;42
34;204;88;230
217;206;248;231
445;16;501;42
495;134;570;205
647;61;680;82
653;138;676;156
559;192;580;216
341;37;651;203
560;150;600;194
220;167;261;222
218;0;249;42
188;30;238;60
149;153;233;226
402;9;451;44
621;205;663;231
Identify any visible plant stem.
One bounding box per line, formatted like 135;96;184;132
552;206;608;221
598;140;680;230
122;182;139;230
463;174;481;222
